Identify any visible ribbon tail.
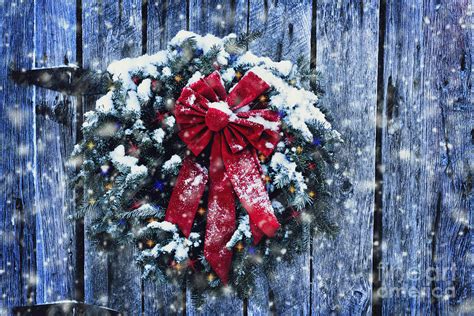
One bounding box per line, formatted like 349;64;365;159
165;157;208;237
224;147;280;241
204;133;236;284
250;221;264;245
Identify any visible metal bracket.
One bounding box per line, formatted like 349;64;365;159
9;65;111;96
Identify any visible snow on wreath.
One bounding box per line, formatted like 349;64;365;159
71;30;343;302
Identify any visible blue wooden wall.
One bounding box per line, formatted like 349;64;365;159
1;0;472;315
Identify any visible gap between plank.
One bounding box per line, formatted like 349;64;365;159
309;0;318;313
31;0;39;305
373;0;387;314
74;0;86;302
186;0;190;31
142;0;148;55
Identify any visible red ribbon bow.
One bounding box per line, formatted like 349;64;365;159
165;71;281;283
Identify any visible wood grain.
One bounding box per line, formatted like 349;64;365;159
33;0;78;303
82;1;143;314
380;1;473;314
249;0;312;63
312;1;379;314
0;0;37;313
189;0;248;37
147;0;188;53
248;1;313;314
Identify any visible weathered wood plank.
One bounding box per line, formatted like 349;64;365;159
380;1;473;314
143;2;189;315
143;281;186;315
82;1;143;314
312;1;379;315
248;1;313;314
186;1;248;315
33;0;78;303
438;109;473;315
0;0;37;313
189;0;248;37
147;0;188;54
249;0;312;63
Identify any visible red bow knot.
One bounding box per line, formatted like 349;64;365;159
205;106;230;131
165;71;281;283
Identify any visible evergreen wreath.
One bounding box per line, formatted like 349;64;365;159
72;31;342;302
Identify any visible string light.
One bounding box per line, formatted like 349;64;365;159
174;75;183;82
207;273;215;282
145;239;156;248
187;259;197;271
86;141;95;150
289;186;296;194
198;207;206;216
153;180;165;191
235;242;244;252
235;71;242;80
296;146;303;154
132;76;141;85
309;191;316;198
171;261;182;271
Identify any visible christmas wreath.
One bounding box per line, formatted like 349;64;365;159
72;31;341;301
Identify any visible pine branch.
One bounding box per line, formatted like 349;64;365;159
118;205;163;220
225;30;262;54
